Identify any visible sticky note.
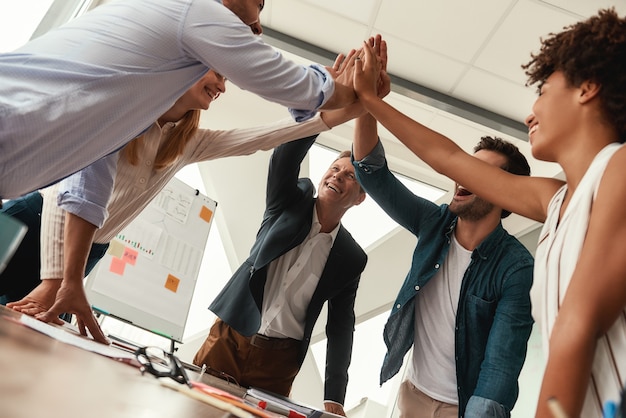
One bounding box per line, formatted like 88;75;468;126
107;240;125;259
110;257;126;275
122;247;139;266
199;205;213;223
164;274;180;293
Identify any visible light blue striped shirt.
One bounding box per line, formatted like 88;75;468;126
0;0;334;199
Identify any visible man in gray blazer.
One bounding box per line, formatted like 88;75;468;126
194;133;367;416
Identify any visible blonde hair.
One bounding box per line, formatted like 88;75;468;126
122;109;201;169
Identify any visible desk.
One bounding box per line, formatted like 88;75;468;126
0;306;233;418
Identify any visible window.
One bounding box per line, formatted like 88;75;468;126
308;144;445;249
0;1;55;52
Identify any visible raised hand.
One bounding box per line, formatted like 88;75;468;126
353;40;379;100
370;35;390;98
327;48;360;93
327;49;356;78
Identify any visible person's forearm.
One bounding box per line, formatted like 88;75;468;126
63;212;97;286
319;83;357;110
360;94;461;167
352;112;379;160
535;327;595;417
320;101;365;128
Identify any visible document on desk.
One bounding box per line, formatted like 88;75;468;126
245;388;345;418
19;314;136;361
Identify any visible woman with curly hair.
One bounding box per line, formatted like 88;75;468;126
353;8;626;418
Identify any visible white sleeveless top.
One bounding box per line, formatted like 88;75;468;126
534;142;626;417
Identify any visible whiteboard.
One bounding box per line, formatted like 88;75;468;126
85;177;217;343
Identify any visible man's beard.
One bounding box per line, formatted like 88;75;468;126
449;196;494;222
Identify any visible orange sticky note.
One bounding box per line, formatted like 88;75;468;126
109;257;126;275
199;205;213;223
122;247;139;266
164;274;180;293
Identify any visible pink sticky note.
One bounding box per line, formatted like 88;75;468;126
109;257;126;275
122;247;139;266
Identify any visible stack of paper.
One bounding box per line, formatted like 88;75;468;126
244;387;345;418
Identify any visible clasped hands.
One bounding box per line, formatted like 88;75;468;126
327;34;390;102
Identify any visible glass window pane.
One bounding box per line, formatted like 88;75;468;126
310;310;399;409
308;144;445;249
1;1;55;52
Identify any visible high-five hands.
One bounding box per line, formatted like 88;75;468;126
327;48;358;85
354;38;384;100
370;35;390;99
328;34;389;101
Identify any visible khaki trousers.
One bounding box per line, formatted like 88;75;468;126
193;318;301;396
398;380;459;418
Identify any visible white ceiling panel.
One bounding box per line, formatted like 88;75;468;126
474;0;581;85
373;0;514;62
541;0;626;17
453;67;537;122
378;32;468;94
267;0;369;54
297;0;380;24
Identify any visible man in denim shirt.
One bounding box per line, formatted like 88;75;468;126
352;113;534;418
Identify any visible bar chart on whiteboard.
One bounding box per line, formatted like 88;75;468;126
85;177;217;342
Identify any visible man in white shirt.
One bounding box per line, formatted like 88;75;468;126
194;135;367;416
0;0;360;201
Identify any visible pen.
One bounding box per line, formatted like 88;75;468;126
199;363;207;380
547;397;569;418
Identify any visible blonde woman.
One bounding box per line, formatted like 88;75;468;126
7;66;365;344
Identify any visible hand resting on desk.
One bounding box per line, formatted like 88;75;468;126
8;277;109;344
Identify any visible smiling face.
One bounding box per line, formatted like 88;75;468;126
525;71;580;162
449;149;507;221
222;0;265;34
317;156;365;210
177;70;227;111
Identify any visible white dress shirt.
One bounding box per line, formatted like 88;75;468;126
0;0;335;199
259;206;339;340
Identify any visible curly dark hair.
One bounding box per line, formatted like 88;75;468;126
474;136;530;218
522;8;626;143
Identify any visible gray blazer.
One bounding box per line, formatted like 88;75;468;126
209;134;367;404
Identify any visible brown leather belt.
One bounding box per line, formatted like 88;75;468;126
248;334;300;350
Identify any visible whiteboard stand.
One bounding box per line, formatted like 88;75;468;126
85;177;217;348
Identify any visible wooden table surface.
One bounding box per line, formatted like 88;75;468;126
0;305;235;418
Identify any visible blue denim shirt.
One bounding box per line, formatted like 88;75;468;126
353;141;534;418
